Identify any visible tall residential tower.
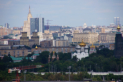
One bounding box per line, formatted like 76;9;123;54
114;17;120;26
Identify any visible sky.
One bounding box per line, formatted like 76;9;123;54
0;0;123;27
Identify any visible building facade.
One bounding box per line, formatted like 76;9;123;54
31;32;39;45
114;17;120;26
98;33;116;43
42;30;53;40
0;45;11;49
31;47;75;53
0;49;28;57
8;40;20;46
12;30;21;35
72;33;98;44
20;32;29;46
30;17;44;34
5;23;9;28
0;27;12;36
40;40;53;47
53;40;69;47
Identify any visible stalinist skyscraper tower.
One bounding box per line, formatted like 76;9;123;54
23;6;32;38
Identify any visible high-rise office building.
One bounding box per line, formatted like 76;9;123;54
30;17;44;34
5;23;9;28
114;17;120;26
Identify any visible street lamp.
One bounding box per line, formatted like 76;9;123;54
68;66;71;81
24;70;27;81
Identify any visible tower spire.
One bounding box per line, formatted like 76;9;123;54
29;6;31;14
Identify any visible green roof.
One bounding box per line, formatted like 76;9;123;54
33;53;39;56
116;32;121;34
10;56;32;61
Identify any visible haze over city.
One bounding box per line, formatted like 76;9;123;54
0;0;123;27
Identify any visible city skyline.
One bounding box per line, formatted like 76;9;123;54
0;0;123;27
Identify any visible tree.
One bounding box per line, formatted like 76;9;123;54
72;56;78;62
2;55;13;63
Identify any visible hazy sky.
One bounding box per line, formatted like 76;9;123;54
0;0;123;27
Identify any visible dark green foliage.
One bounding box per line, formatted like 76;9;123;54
34;51;49;64
24;45;31;49
1;49;123;81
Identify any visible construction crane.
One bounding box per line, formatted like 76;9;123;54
8;65;43;82
46;20;52;30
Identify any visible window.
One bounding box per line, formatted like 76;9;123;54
65;48;67;53
52;48;54;51
17;51;19;57
70;48;73;52
4;51;6;54
61;48;63;52
22;51;24;56
40;50;41;53
47;48;49;51
56;48;58;53
13;51;15;57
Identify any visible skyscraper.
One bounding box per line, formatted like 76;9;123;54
114;17;120;26
23;6;32;37
5;23;9;28
30;17;44;34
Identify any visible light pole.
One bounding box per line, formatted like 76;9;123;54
24;70;27;81
49;63;50;73
68;66;71;81
90;65;91;71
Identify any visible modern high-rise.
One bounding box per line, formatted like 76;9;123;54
5;23;9;28
114;17;120;26
30;17;44;34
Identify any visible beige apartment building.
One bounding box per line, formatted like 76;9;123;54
31;47;75;53
43;30;53;40
12;30;21;35
0;27;12;36
53;40;69;47
0;49;28;57
98;33;116;43
72;33;98;44
40;40;53;47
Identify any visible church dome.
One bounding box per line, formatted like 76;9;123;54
90;44;95;48
35;46;38;49
117;25;120;31
79;39;86;47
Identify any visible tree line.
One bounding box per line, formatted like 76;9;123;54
0;48;123;81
